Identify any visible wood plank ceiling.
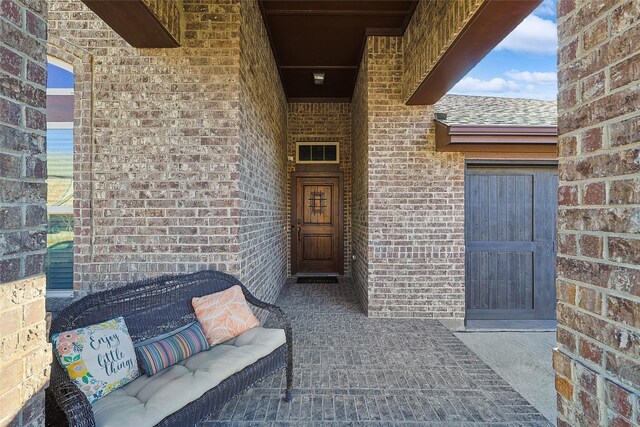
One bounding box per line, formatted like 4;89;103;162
258;0;418;102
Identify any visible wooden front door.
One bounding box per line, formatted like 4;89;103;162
292;174;342;274
465;167;558;320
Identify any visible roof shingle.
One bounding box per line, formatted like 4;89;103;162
434;94;557;127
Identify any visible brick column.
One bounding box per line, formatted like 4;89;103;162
351;36;466;321
0;0;52;425
555;0;640;425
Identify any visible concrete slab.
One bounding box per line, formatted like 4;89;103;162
454;330;557;424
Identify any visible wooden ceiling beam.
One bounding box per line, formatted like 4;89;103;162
81;0;180;48
279;65;359;70
406;0;541;105
288;97;352;103
263;10;410;16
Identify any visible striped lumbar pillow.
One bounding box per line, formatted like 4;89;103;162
135;322;210;375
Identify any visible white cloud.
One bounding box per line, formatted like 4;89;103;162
450;77;519;92
495;15;557;55
449;72;557;100
505;70;557;83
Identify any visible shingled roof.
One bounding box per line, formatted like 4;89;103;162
434;94;557;127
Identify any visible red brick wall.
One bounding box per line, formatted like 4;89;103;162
555;0;640;425
353;36;466;319
0;0;51;425
286;103;352;277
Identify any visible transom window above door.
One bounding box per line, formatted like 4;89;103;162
296;142;339;164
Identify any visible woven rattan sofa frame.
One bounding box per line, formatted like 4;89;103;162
46;270;293;427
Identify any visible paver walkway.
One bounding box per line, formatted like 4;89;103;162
203;280;552;426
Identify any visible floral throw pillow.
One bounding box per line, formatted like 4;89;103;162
192;285;260;346
51;317;140;403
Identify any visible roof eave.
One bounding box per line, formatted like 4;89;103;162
434;120;558;159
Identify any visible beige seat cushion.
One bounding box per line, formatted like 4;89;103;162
91;327;286;427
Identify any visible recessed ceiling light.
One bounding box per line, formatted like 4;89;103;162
313;72;325;85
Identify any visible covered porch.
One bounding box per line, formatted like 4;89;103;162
204;279;551;425
1;0;639;426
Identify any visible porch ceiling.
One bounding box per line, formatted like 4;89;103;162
258;0;418;102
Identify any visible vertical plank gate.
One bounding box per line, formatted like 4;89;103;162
465;167;558;320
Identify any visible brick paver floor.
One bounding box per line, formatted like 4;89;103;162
203;279;552;426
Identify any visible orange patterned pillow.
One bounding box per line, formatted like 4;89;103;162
192;285;260;346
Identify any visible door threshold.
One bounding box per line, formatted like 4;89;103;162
462;319;557;332
295;273;339;277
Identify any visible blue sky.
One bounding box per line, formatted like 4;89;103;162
449;0;557;100
47;63;74;88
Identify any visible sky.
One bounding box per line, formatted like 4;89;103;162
47;63;74;88
449;0;557;100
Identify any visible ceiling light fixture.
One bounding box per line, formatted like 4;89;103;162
313;72;325;85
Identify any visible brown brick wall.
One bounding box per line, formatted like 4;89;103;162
354;36;466;319
238;0;288;303
351;49;369;311
556;0;640;425
1;0;51;425
47;0;287;302
286;103;352;277
48;0;242;290
402;0;483;102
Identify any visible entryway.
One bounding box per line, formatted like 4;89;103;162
464;165;558;321
291;172;344;275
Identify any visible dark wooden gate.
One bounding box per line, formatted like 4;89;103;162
465;167;558;320
292;173;343;274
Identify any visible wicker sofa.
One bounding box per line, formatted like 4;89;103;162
47;270;292;427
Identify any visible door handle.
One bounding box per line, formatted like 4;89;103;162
297;225;302;241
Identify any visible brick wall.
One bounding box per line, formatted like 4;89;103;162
47;0;242;290
46;37;92;295
402;0;483;102
354;36;466;320
238;0;288;304
47;0;288;301
555;0;640;425
287;103;352;276
351;50;369;311
0;0;51;425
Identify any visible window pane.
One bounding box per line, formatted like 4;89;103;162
47;59;74;290
324;144;337;161
46;216;73;289
311;144;323;161
47;129;73;179
299;145;311;161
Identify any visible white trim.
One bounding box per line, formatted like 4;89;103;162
47;88;74;96
48;206;73;214
47;56;74;73
47;122;74;129
46;290;74;298
296;142;340;164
